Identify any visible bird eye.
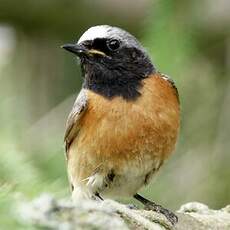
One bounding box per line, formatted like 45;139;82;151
107;39;120;51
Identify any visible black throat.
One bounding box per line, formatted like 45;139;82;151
82;48;155;100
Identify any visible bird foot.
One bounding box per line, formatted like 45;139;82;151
144;202;178;225
93;192;104;201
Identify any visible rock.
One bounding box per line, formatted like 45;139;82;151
18;194;230;230
176;202;230;230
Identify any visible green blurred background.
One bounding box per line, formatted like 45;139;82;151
0;0;229;228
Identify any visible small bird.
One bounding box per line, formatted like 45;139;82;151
62;25;180;225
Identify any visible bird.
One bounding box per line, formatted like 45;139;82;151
62;25;180;225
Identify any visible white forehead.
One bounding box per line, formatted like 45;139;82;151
78;26;112;43
77;25;142;49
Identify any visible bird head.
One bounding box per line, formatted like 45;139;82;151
62;25;155;100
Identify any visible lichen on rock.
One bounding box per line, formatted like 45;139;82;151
18;194;230;230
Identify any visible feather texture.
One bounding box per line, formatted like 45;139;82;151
65;73;180;200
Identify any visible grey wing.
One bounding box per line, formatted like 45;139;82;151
64;89;88;155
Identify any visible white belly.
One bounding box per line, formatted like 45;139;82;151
103;157;160;198
71;156;161;203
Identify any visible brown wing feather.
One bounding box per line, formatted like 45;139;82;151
64;89;88;155
158;72;179;102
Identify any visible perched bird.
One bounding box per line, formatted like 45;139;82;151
62;25;180;225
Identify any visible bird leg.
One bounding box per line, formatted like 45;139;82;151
95;192;104;201
133;193;178;225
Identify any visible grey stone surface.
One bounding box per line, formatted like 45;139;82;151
18;194;230;230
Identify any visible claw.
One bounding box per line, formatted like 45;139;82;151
145;203;178;225
133;193;178;225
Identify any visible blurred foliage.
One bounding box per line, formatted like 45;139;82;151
0;0;230;229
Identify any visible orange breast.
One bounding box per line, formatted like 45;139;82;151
68;74;180;181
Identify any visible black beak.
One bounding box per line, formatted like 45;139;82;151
61;43;87;56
